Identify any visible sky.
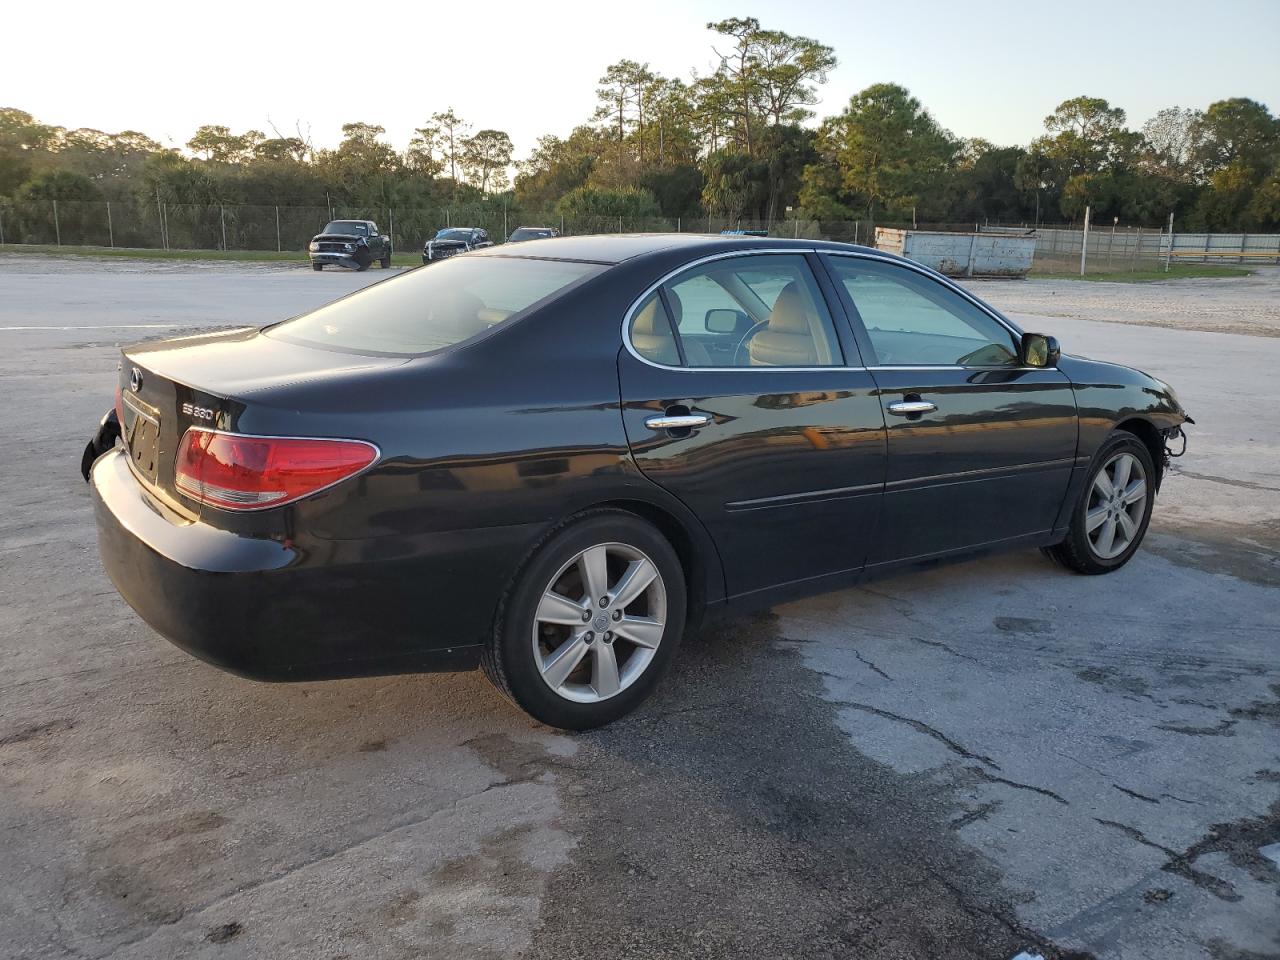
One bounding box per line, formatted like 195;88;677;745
4;0;1278;160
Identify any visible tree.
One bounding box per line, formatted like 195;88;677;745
752;27;836;126
1141;107;1203;181
706;17;763;155
555;185;661;221
187;125;264;163
405;123;444;176
1192;97;1279;172
461;129;513;193
431;108;469;187
816;83;958;220
514;128;602;209
1036;96;1138;176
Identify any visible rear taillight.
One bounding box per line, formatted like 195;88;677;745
174;428;378;510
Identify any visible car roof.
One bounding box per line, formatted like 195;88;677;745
474;233;883;265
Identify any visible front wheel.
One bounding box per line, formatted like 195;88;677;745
312;263;323;271
380;250;392;268
1043;432;1156;574
482;511;686;730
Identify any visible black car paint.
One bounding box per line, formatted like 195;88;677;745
88;235;1188;681
422;228;492;263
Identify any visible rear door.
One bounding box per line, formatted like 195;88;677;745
821;253;1078;565
618;252;887;600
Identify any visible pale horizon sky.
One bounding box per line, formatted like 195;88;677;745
5;0;1278;161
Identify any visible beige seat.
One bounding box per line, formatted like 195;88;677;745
749;281;818;366
664;291;713;366
632;291;713;366
631;297;680;365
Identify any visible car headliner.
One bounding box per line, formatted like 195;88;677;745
473;233;884;266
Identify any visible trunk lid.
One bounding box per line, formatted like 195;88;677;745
118;327;407;509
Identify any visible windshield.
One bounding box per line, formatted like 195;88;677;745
321;221;369;236
511;229;552;241
267;256;603;356
434;229;473;241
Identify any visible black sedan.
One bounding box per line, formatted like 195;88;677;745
85;235;1190;729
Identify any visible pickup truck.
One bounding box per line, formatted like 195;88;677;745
308;220;392;271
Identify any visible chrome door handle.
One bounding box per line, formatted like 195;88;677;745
887;400;937;416
645;413;712;430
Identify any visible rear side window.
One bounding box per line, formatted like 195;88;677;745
269;256;602;356
629;254;843;368
629;292;681;365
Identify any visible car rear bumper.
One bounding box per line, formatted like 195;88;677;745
90;448;540;680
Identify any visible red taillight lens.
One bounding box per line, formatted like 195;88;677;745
174;428;378;510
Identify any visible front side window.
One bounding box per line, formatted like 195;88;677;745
634;254;842;368
827;257;1019;367
269;256;602;356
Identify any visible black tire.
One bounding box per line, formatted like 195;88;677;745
482;510;687;730
312;263;323;271
380;251;392;268
1043;431;1156;575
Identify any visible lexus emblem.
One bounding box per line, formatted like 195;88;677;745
129;367;143;393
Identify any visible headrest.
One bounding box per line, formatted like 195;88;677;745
767;281;810;334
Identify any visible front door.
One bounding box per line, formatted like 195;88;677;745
618;252;887;600
821;253;1078;565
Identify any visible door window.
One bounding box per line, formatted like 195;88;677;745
628;292;681;366
827;258;1019;367
632;254;842;368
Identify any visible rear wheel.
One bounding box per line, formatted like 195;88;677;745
1043;432;1155;574
380;251;392;268
482;511;686;730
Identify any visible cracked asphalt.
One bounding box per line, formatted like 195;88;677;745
1;254;1277;959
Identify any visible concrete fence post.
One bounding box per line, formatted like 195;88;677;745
1079;205;1090;277
0;207;5;245
1165;212;1174;272
53;199;61;246
1132;227;1141;270
220;204;227;251
107;201;114;248
275;206;281;252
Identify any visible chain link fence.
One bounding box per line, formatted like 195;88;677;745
2;199;1276;274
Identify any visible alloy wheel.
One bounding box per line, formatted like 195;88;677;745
1085;451;1148;560
532;542;667;703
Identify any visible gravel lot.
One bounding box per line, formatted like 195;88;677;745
1;254;1277;960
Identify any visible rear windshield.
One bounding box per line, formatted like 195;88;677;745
267;256;602;356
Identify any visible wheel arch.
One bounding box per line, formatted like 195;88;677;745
1113;416;1165;492
589;497;721;631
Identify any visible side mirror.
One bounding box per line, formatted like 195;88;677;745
705;308;745;334
1021;333;1060;368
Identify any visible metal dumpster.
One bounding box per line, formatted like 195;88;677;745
874;228;1035;278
